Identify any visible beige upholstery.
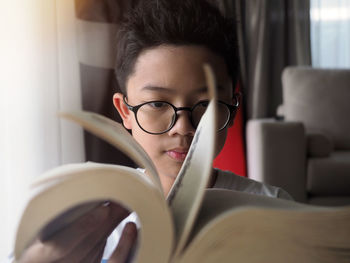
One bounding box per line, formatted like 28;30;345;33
282;67;350;149
247;66;350;206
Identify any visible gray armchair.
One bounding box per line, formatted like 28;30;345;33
247;66;350;206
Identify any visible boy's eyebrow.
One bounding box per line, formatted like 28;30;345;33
141;85;176;94
141;85;224;94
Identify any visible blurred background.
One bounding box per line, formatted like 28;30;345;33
1;0;349;259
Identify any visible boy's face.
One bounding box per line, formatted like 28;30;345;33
114;45;234;194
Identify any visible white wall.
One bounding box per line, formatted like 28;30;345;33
0;0;84;259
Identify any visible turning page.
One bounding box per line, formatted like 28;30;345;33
167;65;217;256
60;111;162;191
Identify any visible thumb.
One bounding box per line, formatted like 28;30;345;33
108;222;138;263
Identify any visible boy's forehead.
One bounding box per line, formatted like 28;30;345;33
138;85;208;94
125;45;232;97
126;82;232;101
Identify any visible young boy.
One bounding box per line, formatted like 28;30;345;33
16;0;292;262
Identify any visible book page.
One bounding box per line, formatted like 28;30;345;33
167;65;217;256
179;189;350;263
60;111;162;191
188;189;330;243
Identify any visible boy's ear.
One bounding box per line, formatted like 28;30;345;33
113;93;133;129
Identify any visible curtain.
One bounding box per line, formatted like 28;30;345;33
236;0;312;119
311;0;350;68
0;0;84;258
74;0;135;167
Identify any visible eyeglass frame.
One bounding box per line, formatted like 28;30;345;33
123;94;240;135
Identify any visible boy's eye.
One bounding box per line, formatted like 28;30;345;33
197;100;209;108
148;102;167;108
143;102;172;112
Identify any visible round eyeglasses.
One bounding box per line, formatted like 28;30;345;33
123;95;239;135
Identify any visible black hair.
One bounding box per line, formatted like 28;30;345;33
115;0;239;94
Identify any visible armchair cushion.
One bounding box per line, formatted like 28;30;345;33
307;152;350;195
246;118;307;202
306;133;333;157
282;67;350;150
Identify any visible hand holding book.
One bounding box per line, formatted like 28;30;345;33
19;202;135;263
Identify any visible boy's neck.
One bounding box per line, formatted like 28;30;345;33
158;169;217;197
161;176;176;196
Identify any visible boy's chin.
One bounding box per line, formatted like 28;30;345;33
160;163;183;179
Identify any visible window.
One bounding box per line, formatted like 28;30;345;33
310;0;350;68
0;0;84;258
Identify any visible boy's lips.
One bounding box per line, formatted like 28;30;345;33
166;148;189;162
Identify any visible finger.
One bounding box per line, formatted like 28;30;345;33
79;239;107;263
58;222;110;262
108;202;131;224
108;222;137;263
64;203;131;262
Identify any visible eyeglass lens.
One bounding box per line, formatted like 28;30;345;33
136;102;175;133
135;101;231;134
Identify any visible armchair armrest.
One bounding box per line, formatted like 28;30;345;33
246;118;307;202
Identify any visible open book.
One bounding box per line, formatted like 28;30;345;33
14;67;350;262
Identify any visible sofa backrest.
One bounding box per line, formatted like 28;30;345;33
282;66;350;150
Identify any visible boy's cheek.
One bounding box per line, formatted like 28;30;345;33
123;118;133;130
132;128;161;157
125;117;141;132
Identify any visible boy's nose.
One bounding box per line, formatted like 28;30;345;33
168;111;195;136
